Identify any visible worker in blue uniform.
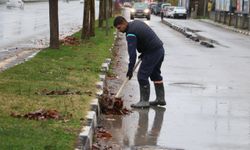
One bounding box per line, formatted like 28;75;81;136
113;16;166;108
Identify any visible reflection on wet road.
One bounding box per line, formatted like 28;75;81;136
100;8;250;150
100;107;166;150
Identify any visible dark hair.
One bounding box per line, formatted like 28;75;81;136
113;16;127;27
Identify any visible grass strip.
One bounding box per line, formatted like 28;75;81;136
0;23;114;149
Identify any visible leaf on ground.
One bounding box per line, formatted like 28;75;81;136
99;87;132;115
60;36;80;46
35;89;82;95
96;127;112;139
10;109;70;121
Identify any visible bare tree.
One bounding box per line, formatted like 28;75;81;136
90;0;95;36
81;0;90;39
98;0;104;28
105;0;109;36
109;0;112;17
49;0;59;49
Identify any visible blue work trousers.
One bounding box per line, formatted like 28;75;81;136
137;47;165;86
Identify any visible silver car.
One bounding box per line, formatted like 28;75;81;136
168;6;187;19
130;2;151;20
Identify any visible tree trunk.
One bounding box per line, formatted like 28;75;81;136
103;0;107;20
90;0;95;36
49;0;59;49
81;0;90;39
109;0;112;17
98;0;104;28
105;0;109;36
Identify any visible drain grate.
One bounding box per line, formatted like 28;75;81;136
169;82;205;89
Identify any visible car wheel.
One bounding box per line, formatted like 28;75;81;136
130;16;134;20
147;16;151;20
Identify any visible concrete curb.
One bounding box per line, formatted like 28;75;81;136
162;19;215;48
75;32;118;150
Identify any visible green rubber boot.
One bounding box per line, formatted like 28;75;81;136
131;84;150;109
150;83;166;106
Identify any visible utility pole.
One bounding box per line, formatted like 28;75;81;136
204;0;207;16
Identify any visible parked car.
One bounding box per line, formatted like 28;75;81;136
130;2;150;20
151;2;162;15
160;3;171;17
163;6;174;18
168;6;187;19
6;0;24;9
149;2;156;14
123;2;132;8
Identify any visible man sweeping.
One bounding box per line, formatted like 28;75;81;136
113;16;166;108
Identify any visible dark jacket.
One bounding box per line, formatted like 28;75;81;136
126;20;163;53
125;20;163;72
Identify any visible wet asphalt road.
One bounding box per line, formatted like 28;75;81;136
100;8;250;150
0;1;99;69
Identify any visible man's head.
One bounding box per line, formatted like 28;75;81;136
113;16;128;33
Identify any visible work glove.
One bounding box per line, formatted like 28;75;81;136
126;70;133;80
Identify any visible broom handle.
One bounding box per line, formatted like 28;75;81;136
115;59;142;98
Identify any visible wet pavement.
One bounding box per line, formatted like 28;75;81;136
97;9;250;150
163;18;250;48
0;1;99;70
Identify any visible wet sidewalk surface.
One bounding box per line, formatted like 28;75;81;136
97;32;176;150
96;11;250;150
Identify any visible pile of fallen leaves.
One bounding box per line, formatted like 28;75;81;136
99;87;132;115
60;36;80;46
10;109;70;121
35;89;82;95
92;126;113;150
95;126;112;139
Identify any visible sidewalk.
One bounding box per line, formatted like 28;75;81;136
162;17;250;49
92;30;173;150
82;14;250;150
199;19;250;36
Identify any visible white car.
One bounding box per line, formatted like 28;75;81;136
162;6;174;17
168;6;187;19
6;0;24;9
123;2;132;8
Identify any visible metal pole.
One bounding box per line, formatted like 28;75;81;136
204;0;207;16
235;13;238;28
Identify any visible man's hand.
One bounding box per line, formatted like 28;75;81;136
126;70;133;80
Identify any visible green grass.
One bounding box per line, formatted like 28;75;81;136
0;22;115;149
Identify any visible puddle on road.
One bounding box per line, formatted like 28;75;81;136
131;145;184;150
169;82;205;89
